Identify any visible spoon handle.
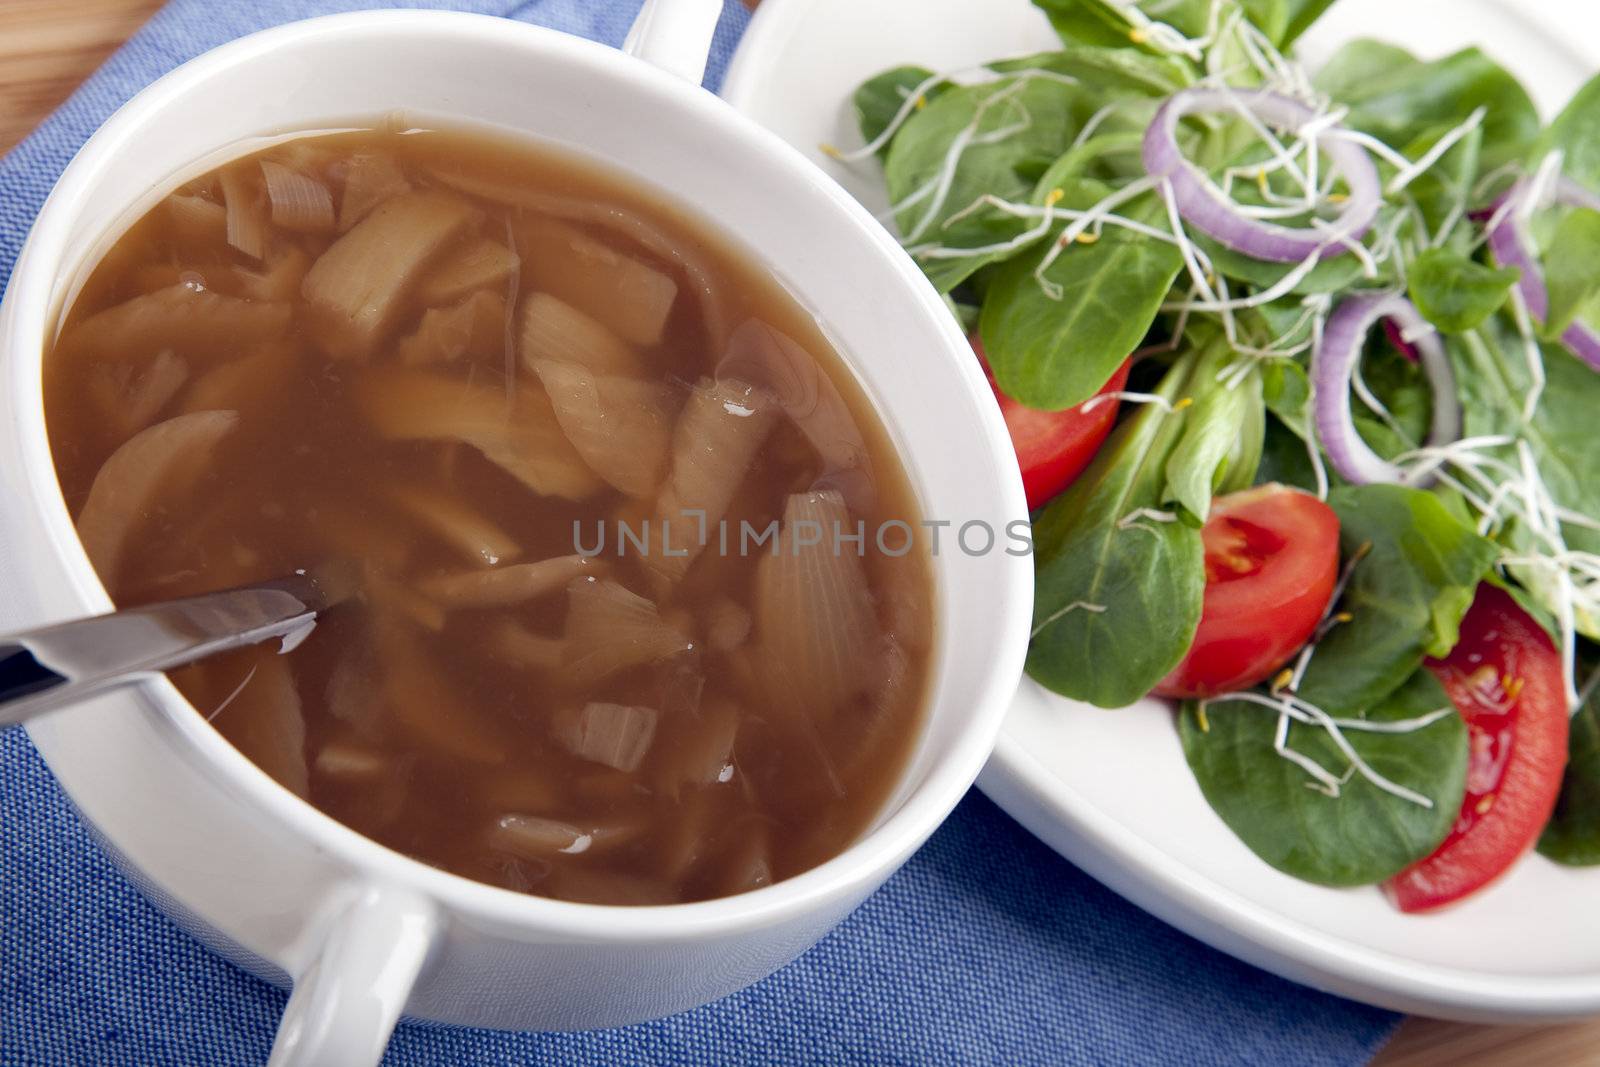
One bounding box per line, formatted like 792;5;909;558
0;574;333;728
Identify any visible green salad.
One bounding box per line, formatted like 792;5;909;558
842;0;1600;910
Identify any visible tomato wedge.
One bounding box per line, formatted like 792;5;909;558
972;336;1129;510
1385;584;1569;913
1154;485;1340;699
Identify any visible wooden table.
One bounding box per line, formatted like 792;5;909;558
0;2;1592;1064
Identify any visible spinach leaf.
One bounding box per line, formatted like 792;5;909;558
1026;346;1211;707
1031;0;1212;52
1543;70;1600;192
1294;485;1499;715
1237;0;1289;46
1179;669;1468;886
980;178;1183;409
1275;0;1339;48
1196;233;1373;295
885;75;1085;292
1327;47;1538;173
1540;208;1600;338
1032;0;1312;55
1454;324;1600;636
1407;248;1519;333
993;47;1192;97
1032;0;1140;50
1314;40;1419;102
853;65;944;159
1165;364;1263;519
1539;662;1600;866
1035;131;1149;189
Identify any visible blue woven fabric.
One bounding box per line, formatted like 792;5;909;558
0;2;1400;1063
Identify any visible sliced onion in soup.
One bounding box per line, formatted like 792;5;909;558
363;570;447;632
652;788;714;881
86;348;188;440
58;284;291;365
383;483;520;567
325;643;385;740
230;247;312;303
309;501;414;576
531;359;675;498
313;741;388;782
219;164;267;261
337;151;410;232
429;170;728;346
563;577;693;685
420;555;596;609
260;161;336;234
490;814;593;858
397;290;506;366
354;369;601;501
711;825;773;897
484;620;565;670
705;598;753;652
648;378;777;582
519;292;645;378
265;138;340;179
755;489;880;720
377;621;508;764
515;217;677;347
555;701;659;773
162;194;226;248
418;237;520;306
654;696;740;797
76;409;238;581
302;190;479;359
719;319;876;514
180;341;299;415
214;653;309;799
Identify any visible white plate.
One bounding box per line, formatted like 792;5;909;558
723;0;1600;1022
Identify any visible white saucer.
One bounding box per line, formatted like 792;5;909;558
723;0;1600;1021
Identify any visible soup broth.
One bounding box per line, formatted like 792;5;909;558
42;127;934;905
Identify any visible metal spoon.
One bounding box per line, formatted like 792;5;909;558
0;564;356;728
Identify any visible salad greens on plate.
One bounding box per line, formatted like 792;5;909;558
841;0;1600;910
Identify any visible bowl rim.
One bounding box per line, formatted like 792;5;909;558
4;9;1034;942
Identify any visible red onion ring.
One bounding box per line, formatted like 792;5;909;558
1382;317;1420;364
1488;176;1600;371
1313;293;1461;485
1142;88;1382;264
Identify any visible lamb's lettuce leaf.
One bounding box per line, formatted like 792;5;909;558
1026;345;1217;706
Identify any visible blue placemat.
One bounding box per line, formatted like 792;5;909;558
0;2;1401;1063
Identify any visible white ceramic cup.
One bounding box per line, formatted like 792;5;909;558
0;4;1033;1064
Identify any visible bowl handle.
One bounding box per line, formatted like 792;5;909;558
266;884;440;1067
622;0;725;84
